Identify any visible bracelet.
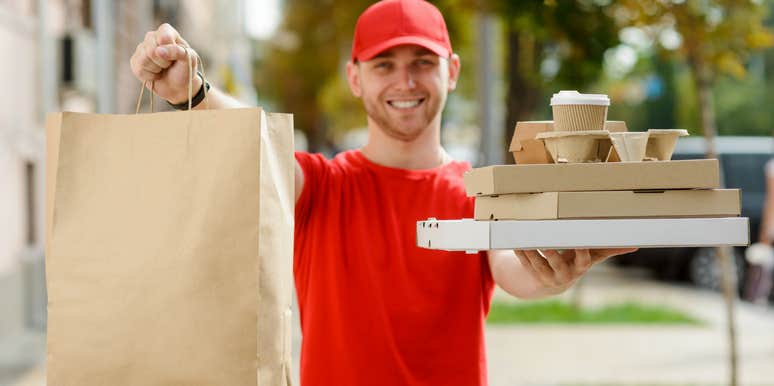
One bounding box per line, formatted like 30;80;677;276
168;73;211;110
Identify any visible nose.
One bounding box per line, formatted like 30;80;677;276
396;67;416;90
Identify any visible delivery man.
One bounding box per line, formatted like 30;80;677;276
129;0;635;384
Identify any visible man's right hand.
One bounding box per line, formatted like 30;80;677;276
129;23;203;105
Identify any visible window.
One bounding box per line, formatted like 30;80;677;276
25;161;36;246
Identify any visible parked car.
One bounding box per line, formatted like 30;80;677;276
613;136;774;299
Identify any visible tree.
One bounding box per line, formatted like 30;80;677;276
256;0;372;153
612;3;774;385
614;0;774;156
460;0;621;162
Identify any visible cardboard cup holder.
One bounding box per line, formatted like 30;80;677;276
510;90;690;164
536;130;611;163
609;132;650;162
645;129;689;161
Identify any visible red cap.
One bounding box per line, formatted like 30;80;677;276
351;0;452;62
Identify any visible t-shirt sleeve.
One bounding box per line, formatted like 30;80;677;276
294;151;330;227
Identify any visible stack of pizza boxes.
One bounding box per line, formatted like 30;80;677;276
464;91;740;222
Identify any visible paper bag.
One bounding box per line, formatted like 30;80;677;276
45;108;294;385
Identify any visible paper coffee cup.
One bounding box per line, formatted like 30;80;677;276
551;90;610;132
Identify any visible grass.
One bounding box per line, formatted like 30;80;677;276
486;300;703;325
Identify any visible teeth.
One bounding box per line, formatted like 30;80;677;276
390;100;421;109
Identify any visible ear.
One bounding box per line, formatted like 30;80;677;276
447;53;461;92
346;60;362;97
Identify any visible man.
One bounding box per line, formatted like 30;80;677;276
130;0;635;384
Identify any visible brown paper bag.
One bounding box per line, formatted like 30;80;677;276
45;107;294;385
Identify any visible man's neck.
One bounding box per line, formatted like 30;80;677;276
360;121;450;170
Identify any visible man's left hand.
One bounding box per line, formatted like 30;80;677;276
514;248;638;291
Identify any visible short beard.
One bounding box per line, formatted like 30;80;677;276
361;95;443;143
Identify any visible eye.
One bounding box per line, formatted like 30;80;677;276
416;58;436;67
373;61;392;70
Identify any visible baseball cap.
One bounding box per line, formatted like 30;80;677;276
351;0;452;62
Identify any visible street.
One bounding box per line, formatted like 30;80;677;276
4;263;774;386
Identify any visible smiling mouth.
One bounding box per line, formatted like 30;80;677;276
387;98;426;110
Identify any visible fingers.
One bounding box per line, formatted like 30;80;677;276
572;249;592;275
137;69;162;82
539;249;573;284
515;247;640;291
130;23;190;82
156;23;180;45
589;247;638;264
516;250;560;287
156;44;194;63
514;252;540;280
142;31;170;69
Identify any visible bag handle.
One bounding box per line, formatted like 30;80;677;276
135;46;208;114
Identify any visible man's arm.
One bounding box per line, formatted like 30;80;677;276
488;248;636;299
759;168;774;244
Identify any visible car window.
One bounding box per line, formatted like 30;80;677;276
721;153;768;193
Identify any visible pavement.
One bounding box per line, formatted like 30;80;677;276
3;262;774;386
486;264;774;386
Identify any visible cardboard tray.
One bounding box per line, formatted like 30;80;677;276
416;217;749;252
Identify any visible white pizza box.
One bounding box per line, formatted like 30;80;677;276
416;217;749;253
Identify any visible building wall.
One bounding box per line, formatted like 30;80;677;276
0;1;42;336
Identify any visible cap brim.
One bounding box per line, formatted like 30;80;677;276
355;36;451;62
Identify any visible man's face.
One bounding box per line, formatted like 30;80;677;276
347;45;460;143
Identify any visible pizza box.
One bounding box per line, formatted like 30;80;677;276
463;159;720;196
416;217;749;253
474;189;741;220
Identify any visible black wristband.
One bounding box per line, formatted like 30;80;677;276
168;73;211;110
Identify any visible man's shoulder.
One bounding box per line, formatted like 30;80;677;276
295;149;360;170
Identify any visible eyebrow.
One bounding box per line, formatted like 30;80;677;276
373;51;394;59
413;48;435;56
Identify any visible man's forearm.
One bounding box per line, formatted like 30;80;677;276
488;250;570;300
192;87;249;110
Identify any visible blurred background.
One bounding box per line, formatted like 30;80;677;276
2;0;774;385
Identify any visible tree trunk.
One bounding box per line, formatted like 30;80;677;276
692;60;737;386
717;246;739;386
504;23;540;164
694;69;718;159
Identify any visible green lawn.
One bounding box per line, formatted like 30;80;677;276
487;300;703;325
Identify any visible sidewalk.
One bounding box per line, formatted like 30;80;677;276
6;263;774;386
486;263;774;386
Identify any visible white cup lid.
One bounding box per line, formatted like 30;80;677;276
551;90;610;106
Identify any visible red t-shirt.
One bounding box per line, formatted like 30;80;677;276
294;149;495;386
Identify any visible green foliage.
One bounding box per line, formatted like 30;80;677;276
256;0;372;151
256;0;479;151
487;300;703;325
614;0;774;81
253;0;774;152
